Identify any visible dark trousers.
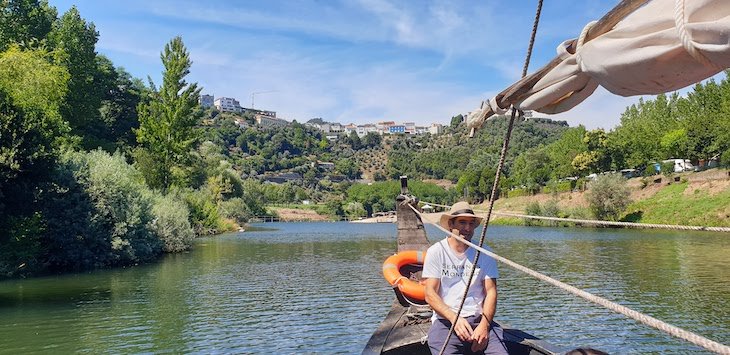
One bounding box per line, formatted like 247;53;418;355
427;316;509;355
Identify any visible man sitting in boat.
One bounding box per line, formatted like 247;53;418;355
423;201;507;355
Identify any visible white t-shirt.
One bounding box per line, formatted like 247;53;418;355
422;238;499;322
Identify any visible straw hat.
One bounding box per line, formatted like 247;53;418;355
439;201;483;229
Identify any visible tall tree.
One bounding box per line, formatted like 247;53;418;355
610;94;680;168
47;6;102;146
0;46;68;268
678;79;725;161
135;36;201;191
544;125;587;178
0;0;57;51
97;59;147;152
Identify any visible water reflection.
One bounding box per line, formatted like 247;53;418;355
0;223;728;354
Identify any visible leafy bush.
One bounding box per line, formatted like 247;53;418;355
524;201;542;226
0;214;43;278
722;148;730;168
542;199;561;227
585;174;632;221
661;161;675;176
640;177;649;189
508;188;531;198
151;194;195;253
219;197;253;225
181;187;223;235
83;150;162;264
542;180;572;195
344;201;366;219
41;150;163;272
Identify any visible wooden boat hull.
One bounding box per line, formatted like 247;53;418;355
363;300;562;355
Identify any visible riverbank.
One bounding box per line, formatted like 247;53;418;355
267;206;333;221
489;168;730;227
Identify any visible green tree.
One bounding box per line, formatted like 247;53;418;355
678;79;726;161
450;114;463;128
0;46;68;216
344;201;366;219
348;130;362;150
135;36;201;191
336;159;359;179
544;125;587;178
362;131;381;148
659;128;689;159
97;61;147;152
0;0;57;51
610;94;680;168
47;6;103;147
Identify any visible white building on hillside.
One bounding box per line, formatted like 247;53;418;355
214;97;242;113
404;122;416;134
344;123;357;135
357;124;377;137
428;123;443;135
255;114;288;127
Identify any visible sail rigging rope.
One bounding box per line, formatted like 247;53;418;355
673;0;719;70
438;1;544;354
419;201;730;233
406;203;730;354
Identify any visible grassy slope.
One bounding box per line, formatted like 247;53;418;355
625;181;730;227
491;169;730;227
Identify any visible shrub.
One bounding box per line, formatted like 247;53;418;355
151;194;195;253
524;201;542;226
721;148;730;168
219;197;252;225
83;150;162;264
41;150;163;272
585;174;632;221
344;201;366;219
182;187;223;235
508;188;531;198
640;177;649;189
661;161;675;176
542;180;572;195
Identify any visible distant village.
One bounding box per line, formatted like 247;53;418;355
199;94;445;139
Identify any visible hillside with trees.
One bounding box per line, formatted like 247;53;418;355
2;1;729;279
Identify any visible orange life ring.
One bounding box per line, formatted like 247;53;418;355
382;250;426;301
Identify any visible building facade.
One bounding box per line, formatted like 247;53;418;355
199;94;214;108
214;97;242;113
255;114;288;127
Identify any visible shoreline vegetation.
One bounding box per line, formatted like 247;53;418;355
266;169;730;229
2;3;729;280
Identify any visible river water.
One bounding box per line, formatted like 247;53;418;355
0;222;728;354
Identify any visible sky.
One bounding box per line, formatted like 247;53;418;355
48;0;659;129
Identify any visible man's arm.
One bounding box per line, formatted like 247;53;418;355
471;278;498;352
424;277;474;342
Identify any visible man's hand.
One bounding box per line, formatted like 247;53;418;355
470;321;490;352
453;316;474;342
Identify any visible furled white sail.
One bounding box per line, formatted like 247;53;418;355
468;0;730;129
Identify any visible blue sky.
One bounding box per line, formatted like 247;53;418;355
49;0;649;129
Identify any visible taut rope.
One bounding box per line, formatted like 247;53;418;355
406;203;730;354
421;202;730;233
